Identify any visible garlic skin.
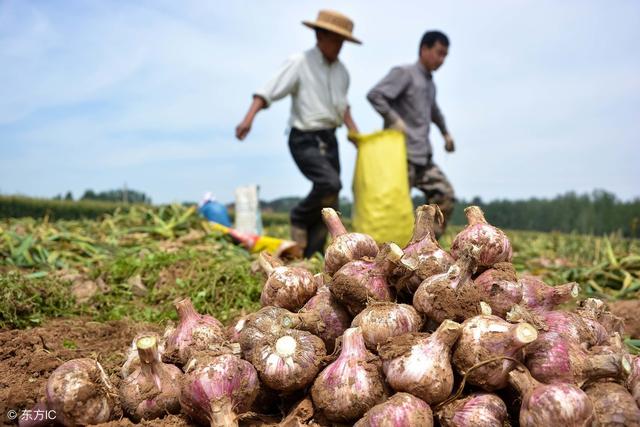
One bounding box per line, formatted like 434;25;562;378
395;204;454;294
519;275;579;311
509;367;595;427
437;393;508;427
301;278;351;353
180;354;259;427
250;329;326;392
258;252;317;311
453;315;538;391
322;207;379;276
330;243;401;316
354;393;434;427
120;336;182;421
352;302;423;351
379;320;461;404
45;358;116;426
225;316;247;343
163;298;226;366
627;356;640;407
540;310;608;347
413;257;483;324
473;262;522;317
576;298;625;336
311;327;386;422
584;381;640;426
450;206;512;267
525;331;630;386
237;306;322;362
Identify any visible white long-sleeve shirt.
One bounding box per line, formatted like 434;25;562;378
255;46;350;131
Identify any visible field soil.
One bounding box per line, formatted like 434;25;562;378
0;318;185;426
0;319;320;427
609;299;640;338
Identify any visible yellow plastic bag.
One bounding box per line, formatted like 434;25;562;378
352;130;414;246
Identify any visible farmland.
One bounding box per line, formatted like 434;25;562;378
1;204;639;425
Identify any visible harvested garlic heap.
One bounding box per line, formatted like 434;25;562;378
23;206;639;427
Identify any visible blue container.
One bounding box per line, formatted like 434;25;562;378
199;201;232;227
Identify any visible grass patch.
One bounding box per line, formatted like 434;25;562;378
1;205;638;330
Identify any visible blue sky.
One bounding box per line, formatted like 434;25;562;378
1;0;639;204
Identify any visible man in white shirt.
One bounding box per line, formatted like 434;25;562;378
236;10;361;257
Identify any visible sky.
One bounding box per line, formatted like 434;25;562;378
1;0;639;205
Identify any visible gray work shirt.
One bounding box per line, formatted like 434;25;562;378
367;62;448;165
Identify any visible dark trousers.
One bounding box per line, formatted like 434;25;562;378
288;128;341;258
408;157;456;239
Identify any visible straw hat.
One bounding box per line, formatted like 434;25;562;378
302;10;361;44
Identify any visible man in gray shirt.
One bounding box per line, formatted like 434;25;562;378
367;31;455;237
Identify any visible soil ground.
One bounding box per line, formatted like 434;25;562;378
0;319;324;427
0;318;192;426
608;299;640;339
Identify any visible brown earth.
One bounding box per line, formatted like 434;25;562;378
0;318;181;426
0;318;340;427
608;299;640;338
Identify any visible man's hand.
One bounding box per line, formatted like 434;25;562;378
235;119;252;141
347;130;359;146
444;133;455;152
389;117;407;133
236;96;266;141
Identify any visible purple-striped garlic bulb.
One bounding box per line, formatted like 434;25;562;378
163;298;225;365
180;354;259;427
437;393;508;427
508;366;595;427
39;358;116;426
300;274;351;353
258;252;316;311
413;256;485;323
626;356;640;407
322;208;379;276
473;262;522;317
519;275;579;311
525;332;630;386
311;327;386;422
330;243;401;316
352;302;423;351
453;315;537;391
119;335;182;421
450;206;512;267
379;320;461;404
249;329;326;392
395;205;454;294
584;381;640;426
354;393;433;427
540;310;608;347
237;306;322;361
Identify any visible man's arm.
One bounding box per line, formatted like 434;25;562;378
236;96;266;140
432;101;455;152
235;55;300;141
366;67;410;129
343;106;359;144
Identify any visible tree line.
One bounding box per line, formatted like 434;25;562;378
264;190;639;237
54;189;152;204
431;190;639;237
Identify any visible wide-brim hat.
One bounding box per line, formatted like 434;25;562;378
302;9;362;44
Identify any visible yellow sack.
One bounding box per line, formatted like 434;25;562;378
352;130;414;246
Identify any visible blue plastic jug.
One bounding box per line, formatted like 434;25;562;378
199;201;232;227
